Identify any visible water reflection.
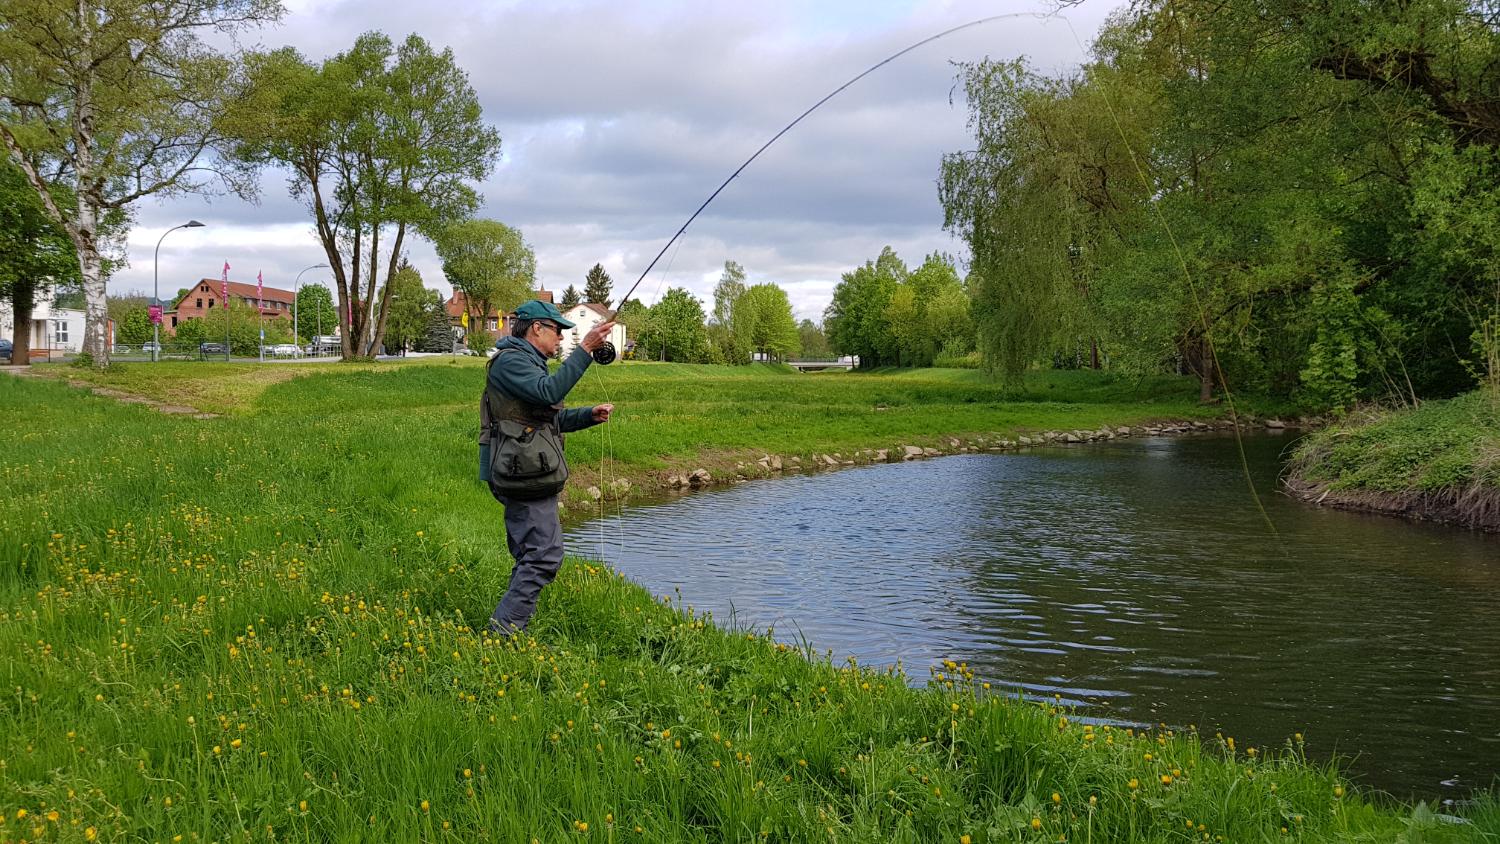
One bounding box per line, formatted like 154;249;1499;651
567;435;1500;798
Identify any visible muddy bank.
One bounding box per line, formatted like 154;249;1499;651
1283;475;1500;533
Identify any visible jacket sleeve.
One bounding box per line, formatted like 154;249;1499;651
559;406;598;433
489;345;594;407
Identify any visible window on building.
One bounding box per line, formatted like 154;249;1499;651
171;316;178;327
53;320;68;344
196;298;203;308
208;299;214;309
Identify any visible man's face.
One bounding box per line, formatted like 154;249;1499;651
528;320;563;356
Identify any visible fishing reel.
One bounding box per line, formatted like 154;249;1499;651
592;342;617;365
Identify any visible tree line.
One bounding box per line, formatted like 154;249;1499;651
938;0;1500;407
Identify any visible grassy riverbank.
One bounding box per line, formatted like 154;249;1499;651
1288;390;1500;531
43;359;1242;506
3;365;1494;841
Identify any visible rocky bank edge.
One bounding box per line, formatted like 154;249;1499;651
561;415;1314;512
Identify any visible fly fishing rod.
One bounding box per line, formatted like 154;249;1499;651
589;12;1045;365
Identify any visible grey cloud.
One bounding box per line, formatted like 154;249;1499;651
110;0;1123;319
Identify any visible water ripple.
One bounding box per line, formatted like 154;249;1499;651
568;437;1500;797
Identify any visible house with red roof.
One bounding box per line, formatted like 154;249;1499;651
443;289;554;337
165;278;296;334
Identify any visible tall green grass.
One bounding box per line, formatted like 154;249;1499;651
1291;390;1500;493
2;368;1493;841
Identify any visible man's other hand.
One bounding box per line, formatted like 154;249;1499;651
592;403;614;423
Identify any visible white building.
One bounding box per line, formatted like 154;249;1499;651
0;298;87;360
558;303;628;360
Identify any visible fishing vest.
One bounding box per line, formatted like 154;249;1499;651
481;348;569;501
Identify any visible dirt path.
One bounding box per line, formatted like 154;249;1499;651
1;366;220;419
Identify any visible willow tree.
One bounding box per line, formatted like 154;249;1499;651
232;33;500;359
0;0;280;366
939;54;1152;382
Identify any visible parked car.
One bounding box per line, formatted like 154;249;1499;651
306;336;341;355
268;343;301;357
0;338;12;362
199;342;229;356
141;341;162;354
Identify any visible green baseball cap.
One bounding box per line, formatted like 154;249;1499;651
512;299;575;328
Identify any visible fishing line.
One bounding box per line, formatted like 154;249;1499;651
579;10;1069;574
588;10;1058;365
1058;16;1282;542
587;231;687;565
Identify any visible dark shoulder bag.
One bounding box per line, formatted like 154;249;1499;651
482;350;569;501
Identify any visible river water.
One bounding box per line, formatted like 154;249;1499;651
565;434;1500;798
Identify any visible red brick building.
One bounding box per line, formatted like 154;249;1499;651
166;278;296;333
444;289;554;336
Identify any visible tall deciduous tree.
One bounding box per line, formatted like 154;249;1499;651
0;162;84;365
294;284;336;341
639;287;707;362
825;246;906;368
737;283;801;362
710;260;750;363
798;319;830;359
232;33;500;359
583;263;613;308
116;308;152;345
614;297;650;357
432;218;535;340
0;0;279;366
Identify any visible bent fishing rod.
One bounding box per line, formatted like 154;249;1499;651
587;12;1047;365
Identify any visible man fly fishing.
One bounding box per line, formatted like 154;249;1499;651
479;299;616;634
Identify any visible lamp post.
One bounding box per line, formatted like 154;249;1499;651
153;220;205;362
293;262;328;353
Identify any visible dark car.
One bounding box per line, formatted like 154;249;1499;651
0;338;12;362
199;342;229;357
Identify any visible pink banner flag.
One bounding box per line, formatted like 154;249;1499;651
257;270;263;309
221;261;230;305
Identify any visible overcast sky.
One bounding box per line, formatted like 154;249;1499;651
118;0;1124;321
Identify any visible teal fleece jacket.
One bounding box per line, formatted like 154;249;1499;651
478;336;599;483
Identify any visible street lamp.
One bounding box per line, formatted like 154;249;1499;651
293;263;328;352
153;220;205;362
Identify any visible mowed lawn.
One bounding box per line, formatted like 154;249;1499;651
46;358;1229;473
3;363;1492;842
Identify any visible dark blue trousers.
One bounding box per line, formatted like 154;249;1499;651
489;494;564;633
